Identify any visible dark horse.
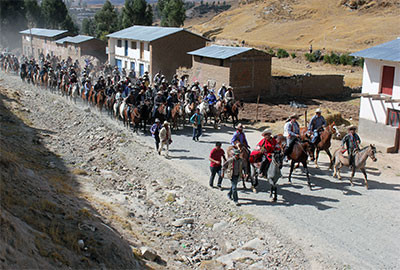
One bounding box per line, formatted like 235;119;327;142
288;140;314;189
220;100;244;127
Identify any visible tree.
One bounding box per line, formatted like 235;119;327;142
121;0;153;28
81;18;95;36
24;0;43;27
0;0;27;47
41;0;68;28
94;0;120;40
62;14;78;35
158;0;186;27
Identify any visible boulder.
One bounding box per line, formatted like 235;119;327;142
242;238;264;251
140;246;158;261
172;218;194;227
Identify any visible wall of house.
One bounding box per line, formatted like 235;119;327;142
21;33;68;59
150;31;207;81
229;50;271;101
270;74;344;98
190;56;231;89
80;39;107;63
357;58;400;152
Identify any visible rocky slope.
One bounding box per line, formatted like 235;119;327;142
0;72;316;269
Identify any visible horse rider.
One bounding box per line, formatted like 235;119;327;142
224;86;235;112
308;108;327;145
284;114;300;160
171;74;179;86
201;84;209;98
341;125;361;169
218;83;227;100
231;123;249;148
178;76;186;90
84;78;91;100
166;89;178;120
188;88;198;105
256;129;280;177
190;81;201;94
205;90;217;106
152;91;165;118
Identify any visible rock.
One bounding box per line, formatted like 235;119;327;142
172;218;194;227
84;108;91;113
78;239;85;249
216;249;258;268
213;221;227;231
140;246;158;261
248;260;265;269
224;241;235;253
242;238;264;251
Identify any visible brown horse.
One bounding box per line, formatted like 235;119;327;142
221;100;244;127
171;103;184;130
288;140;314;189
300;122;339;168
96;90;106;111
227;142;252;190
332;145;377;189
129;106;141;133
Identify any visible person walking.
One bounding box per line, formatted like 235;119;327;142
222;149;243;206
209;142;226;189
158;121;172;157
150;118;162;151
190;108;203;141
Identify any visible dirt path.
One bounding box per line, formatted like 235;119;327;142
1;71;399;269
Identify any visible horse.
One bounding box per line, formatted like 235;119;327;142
138;101;151;132
332;145;377;189
220;100;243;127
171;103;184;130
226;142;252;190
208;102;221;129
70;83;80;104
197;100;210;123
288;140;314;189
153;103;167;123
105;94;115;116
96;90;106;111
300;122;340;168
129;106;141;133
267;151;284;202
184;102;196;122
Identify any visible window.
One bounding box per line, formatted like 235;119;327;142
117;40;122;47
131;41;137;49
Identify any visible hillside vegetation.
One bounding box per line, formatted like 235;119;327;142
189;0;400;52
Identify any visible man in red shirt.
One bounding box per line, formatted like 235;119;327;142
256;129;280;177
209;142;227;189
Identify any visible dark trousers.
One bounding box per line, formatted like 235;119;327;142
192;125;202;140
228;175;239;202
259;155;270;176
284;138;297;156
154;136;160;150
209;166;223;187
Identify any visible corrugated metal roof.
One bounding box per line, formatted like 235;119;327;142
107;26;183;41
56;35;94;45
351;38;400;62
188;45;252;59
19;28;68;38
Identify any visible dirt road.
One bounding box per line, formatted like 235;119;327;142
1;71;399;269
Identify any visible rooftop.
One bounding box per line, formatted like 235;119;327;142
56;35;95;45
188;45;253;59
19;28;68;38
107;26;184;42
351;38;400;62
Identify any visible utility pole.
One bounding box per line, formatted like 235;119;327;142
29;23;34;58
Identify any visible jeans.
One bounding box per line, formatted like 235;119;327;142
192;125;202;140
311;130;319;144
228;175;239;202
284;137;297;156
209;166;223;187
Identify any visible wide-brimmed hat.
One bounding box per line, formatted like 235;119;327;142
315;108;322;113
262;129;272;136
227;86;233;90
348;125;357;131
163;121;169;126
171;89;177;94
155;118;160;123
236;123;244;129
289;113;298;119
157;91;163;95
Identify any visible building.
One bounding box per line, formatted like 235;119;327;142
20;28;69;58
351;38;400;153
106;26;208;79
55;35;106;63
187;45;271;101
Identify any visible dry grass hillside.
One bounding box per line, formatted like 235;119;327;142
188;0;400;52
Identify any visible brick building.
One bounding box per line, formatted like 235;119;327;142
20;28;69;58
106;26;208;80
187;45;271;101
55;35;106;64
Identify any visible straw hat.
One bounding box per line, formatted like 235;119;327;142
348;125;357;131
315;108;322;113
289;113;298;119
262;129;272;136
155;118;160;123
163;121;169;126
236;123;244;130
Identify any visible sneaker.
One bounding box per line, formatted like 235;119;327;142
209;184;214;188
235;201;240;206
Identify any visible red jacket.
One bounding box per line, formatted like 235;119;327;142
257;138;279;161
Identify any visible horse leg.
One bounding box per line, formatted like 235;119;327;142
326;149;333;170
303;161;311;189
314;149;320;169
288;160;295;183
273;186;277;202
360;167;368;189
349;167;356;186
269;184;273;198
337;163;343;180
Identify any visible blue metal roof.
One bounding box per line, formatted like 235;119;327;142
351;38;400;62
107;26;184;41
188;45;253;59
56;35;94;45
19;28;68;38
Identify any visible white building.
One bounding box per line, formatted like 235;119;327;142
351;38;400;153
106;25;207;80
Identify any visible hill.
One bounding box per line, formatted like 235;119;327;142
187;0;400;52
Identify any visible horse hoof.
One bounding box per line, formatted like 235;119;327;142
252;187;257;193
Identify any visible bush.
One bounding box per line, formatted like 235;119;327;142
323;54;330;64
339;53;353;66
329;52;340;65
267;48;275;57
277;48;289;58
290;52;296;59
305;53;317;62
